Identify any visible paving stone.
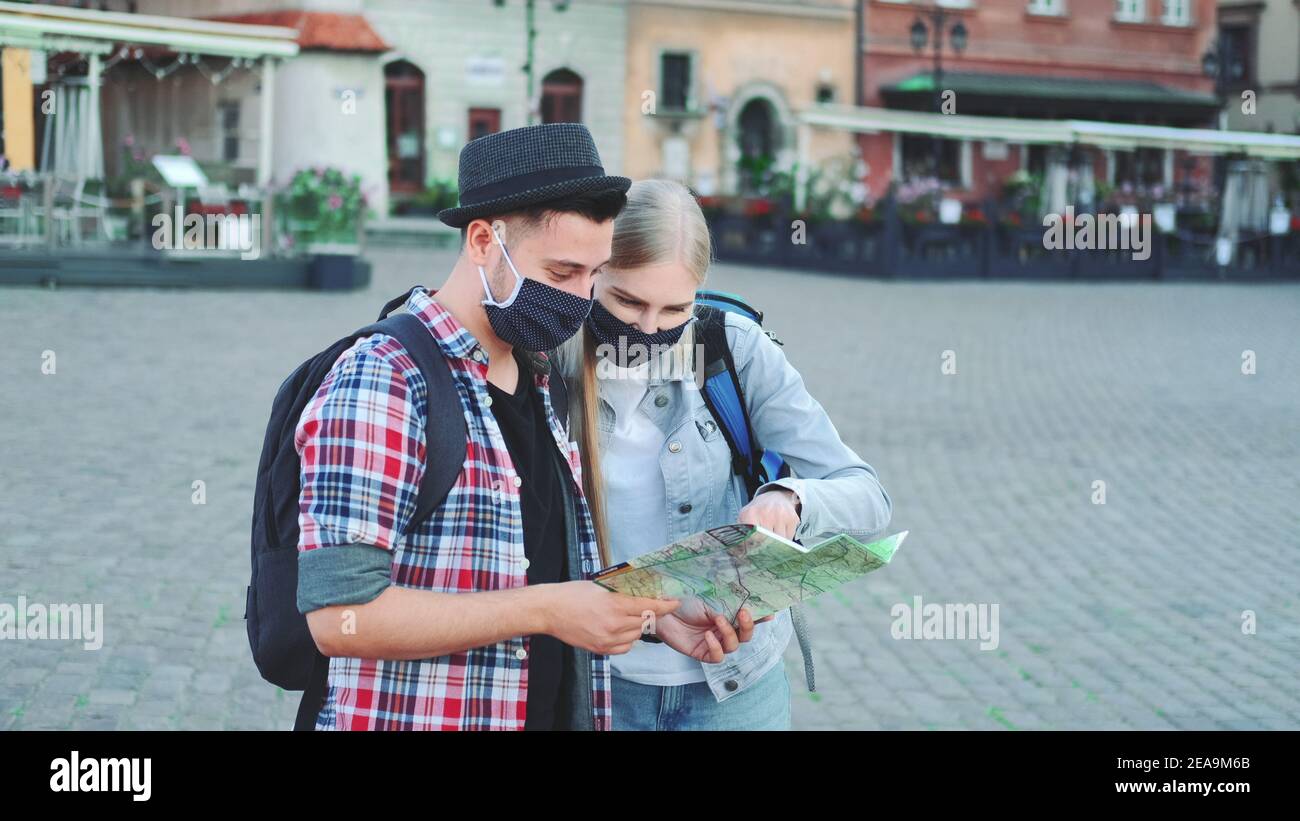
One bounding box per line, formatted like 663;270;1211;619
3;248;1297;730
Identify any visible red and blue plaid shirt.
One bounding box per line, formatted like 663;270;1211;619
295;287;610;730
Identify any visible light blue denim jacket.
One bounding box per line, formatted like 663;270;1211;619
590;311;893;702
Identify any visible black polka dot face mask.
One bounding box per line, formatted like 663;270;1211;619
585;298;695;367
477;226;594;353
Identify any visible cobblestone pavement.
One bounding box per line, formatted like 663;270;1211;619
2;247;1297;731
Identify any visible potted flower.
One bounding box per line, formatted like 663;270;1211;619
277;167;368;288
896;176;942;225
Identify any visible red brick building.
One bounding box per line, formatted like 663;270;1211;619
857;0;1221;202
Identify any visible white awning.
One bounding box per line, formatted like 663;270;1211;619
1066;120;1300;159
0;0;299;59
803;104;1073;145
802;104;1300;160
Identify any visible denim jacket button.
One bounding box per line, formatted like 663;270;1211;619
654;394;668;407
678;503;692;514
724;679;739;692
668;441;682;453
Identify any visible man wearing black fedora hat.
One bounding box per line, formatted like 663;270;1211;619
295;123;679;730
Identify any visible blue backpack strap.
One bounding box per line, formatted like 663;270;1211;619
694;304;765;498
695;289;763;324
694;301;792;497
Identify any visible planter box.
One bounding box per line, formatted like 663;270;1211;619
308;246;367;290
704;209;1300;281
896;223;987;278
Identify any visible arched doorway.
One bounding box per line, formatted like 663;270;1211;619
736;97;781;194
540;68;583;124
738;98;777;161
384;60;425;194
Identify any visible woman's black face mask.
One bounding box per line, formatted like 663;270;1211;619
585;298;695;367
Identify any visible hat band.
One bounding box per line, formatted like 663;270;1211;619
458;164;606;207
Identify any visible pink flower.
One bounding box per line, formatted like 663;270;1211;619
176;137;191;156
124;134;135;147
328;194;343;210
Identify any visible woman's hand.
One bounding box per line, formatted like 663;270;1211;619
737;487;801;540
654;603;762;663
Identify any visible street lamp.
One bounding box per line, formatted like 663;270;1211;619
1200;38;1246;206
1201;39;1244;115
493;0;570;125
910;7;969;181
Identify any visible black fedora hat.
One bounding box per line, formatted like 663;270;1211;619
438;122;631;228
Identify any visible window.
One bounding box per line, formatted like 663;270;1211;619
1025;144;1049;176
1113;148;1167;188
385;60;426;193
540;68;583;124
1027;0;1065;16
467;107;500;141
218;101;240;163
1114;0;1144;23
901;134;964;187
659;52;693;112
1218;24;1254;87
1160;0;1190;26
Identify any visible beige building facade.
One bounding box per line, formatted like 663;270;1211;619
623;0;858;197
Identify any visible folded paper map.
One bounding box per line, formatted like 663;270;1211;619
593;524;908;622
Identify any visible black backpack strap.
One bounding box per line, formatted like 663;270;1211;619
354;310;467;534
376;287;420;322
694;305;764;498
293;652;331;731
547;367;569;432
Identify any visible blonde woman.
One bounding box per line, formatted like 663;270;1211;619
556;179;892;731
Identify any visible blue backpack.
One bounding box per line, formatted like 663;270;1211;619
694;290;815;692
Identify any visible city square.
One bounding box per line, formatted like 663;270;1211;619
2;246;1296;731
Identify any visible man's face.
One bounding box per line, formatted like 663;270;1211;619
476;213;613;303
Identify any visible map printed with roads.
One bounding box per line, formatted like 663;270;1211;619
594;525;908;621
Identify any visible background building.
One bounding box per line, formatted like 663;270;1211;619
858;0;1222;202
366;0;627;207
623;0;859;197
128;0;627;217
1217;0;1300;135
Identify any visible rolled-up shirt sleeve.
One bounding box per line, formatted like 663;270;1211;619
294;335;426;614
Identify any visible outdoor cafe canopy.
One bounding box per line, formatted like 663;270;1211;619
799;103;1300;161
0;0;299;181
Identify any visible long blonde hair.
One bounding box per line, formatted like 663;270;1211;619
557;179;712;567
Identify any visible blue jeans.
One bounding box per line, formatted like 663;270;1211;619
612;662;791;731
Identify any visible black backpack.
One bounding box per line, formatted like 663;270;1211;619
244;287;567;729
